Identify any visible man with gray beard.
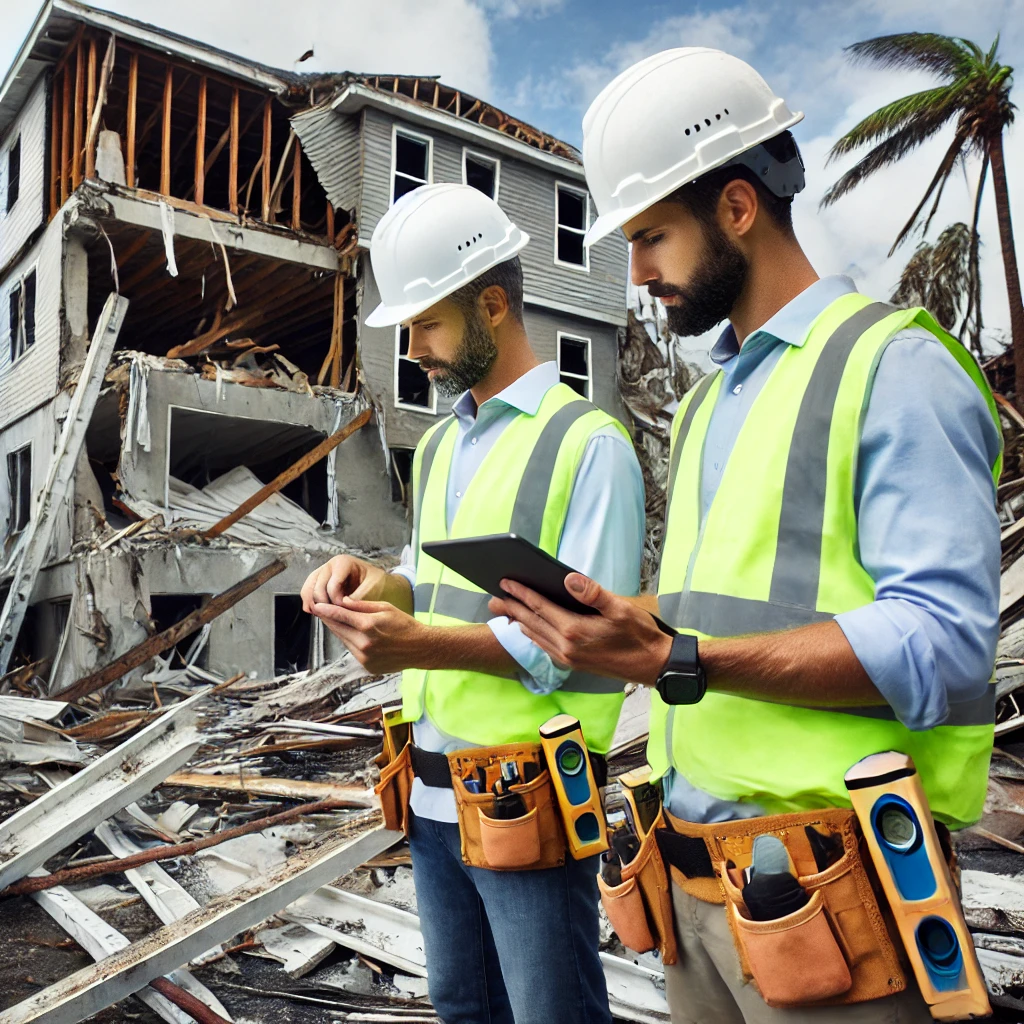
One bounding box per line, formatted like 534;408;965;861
301;184;644;1024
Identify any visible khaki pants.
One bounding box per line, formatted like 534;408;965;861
663;880;934;1024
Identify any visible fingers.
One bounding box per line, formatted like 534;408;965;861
499;580;575;634
326;558;361;605
493;592;569;654
312;601;376;633
340;597;393;615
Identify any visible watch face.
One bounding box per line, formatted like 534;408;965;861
659;671;700;705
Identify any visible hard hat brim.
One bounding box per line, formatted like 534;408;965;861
365;230;529;328
583;111;804;248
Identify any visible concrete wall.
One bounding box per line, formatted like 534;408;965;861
0;213;64;429
0;75;47;274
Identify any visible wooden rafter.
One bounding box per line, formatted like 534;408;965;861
261;98;271;221
194;76;207;206
126;52;137;188
228;87;239;213
60;68;71;202
291;137;302;230
160;63;172;195
85;39;96;178
72;43;84;188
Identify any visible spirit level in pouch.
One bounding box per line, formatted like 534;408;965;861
845;752;991;1021
539;714;609;860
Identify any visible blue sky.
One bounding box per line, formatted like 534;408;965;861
1;0;1022;347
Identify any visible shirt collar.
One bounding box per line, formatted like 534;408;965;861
451;361;559;423
710;275;859;365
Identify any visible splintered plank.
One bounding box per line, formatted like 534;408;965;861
0;690;206;890
160;63;172;196
53;559;287;703
0;827;401;1024
126;53;137;188
194;77;206;206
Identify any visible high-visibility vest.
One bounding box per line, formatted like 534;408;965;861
402;382;632;753
652;294;1002;828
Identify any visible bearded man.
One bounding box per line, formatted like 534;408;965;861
301;183;644;1024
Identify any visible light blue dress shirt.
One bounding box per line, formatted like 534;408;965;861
392;361;646;821
665;275;1002;823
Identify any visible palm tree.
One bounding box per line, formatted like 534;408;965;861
822;34;1022;396
891;222;978;346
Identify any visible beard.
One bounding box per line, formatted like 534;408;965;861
420;307;499;398
650;219;748;338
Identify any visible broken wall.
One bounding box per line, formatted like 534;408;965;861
0;74;47;271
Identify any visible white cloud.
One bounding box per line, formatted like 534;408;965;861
477;0;565;19
0;0;495;96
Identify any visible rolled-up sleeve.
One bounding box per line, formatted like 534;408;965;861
834;329;1001;729
488;427;646;695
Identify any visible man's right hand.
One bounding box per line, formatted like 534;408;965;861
301;555;387;612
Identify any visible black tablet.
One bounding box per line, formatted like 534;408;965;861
421;533;598;615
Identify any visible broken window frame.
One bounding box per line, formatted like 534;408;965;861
6;134;20;213
462;148;499;200
557;331;592;400
389;446;414;504
554;182;590;272
8;267;37;364
390;125;432;205
394;324;436;415
6;442;32;536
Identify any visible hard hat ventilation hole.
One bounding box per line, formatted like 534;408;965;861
724;108;729;115
704;118;711;126
684;128;690;136
693;124;700;133
716;113;721;120
458;244;462;250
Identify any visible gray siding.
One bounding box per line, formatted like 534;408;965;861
0;214;63;430
290;103;362;218
0;75;47;275
356;107;628;323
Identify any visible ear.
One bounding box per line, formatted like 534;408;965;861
718;178;758;239
478;284;509;329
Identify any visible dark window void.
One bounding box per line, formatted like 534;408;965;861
7;444;31;534
465;154;497;198
393;133;429;202
150;594;209;668
9;270;36;362
390;447;414;504
168;408;330;522
6;135;20;212
275;594;311;674
559;335;590;398
556;185;587;266
396;326;432;409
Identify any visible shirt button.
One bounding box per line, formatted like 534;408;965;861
455;491;462;498
471;437;478;445
732;384;743;395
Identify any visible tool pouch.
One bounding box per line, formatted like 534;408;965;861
449;743;566;872
598;810;679;965
716;811;906;1008
373;714;413;834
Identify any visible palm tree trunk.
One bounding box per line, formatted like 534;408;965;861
964;154;989;354
988;133;1024;404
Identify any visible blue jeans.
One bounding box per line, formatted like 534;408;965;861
408;809;613;1024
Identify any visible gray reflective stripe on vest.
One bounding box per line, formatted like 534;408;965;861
803;685;996;727
659;590;833;634
560;672;625;694
413;417;455;540
666;370;722;507
509;400;596;545
414;582;491;623
768;302;897;607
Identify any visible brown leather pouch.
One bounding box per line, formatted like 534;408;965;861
373;714;413;834
600;810;679;965
716;812;907;1008
450;743;565;871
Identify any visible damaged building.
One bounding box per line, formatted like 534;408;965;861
0;0;630;692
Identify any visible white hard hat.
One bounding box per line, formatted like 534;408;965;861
365;183;529;327
582;48;804;246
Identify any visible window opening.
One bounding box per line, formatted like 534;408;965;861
393;131;430;203
558;333;591;399
555;184;588;268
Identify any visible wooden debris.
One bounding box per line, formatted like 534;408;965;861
164;771;373;805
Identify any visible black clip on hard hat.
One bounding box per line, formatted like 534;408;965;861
722;131;806;198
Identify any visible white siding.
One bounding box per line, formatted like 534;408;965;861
0;215;63;430
0;75;48;275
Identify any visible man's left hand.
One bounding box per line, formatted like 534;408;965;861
489;574;672;686
312;597;427;675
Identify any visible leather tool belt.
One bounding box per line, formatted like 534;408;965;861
374;714;605;872
599;794;914;1008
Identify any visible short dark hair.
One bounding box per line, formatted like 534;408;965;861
668;132;797;235
448;255;524;323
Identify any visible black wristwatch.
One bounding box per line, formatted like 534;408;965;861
655;632;707;705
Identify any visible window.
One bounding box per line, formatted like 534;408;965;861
9;269;36;363
558;332;591;399
7;444;31;535
6;136;20;212
395;325;436;412
555;183;589;269
463;150;499;199
392;128;431;203
274;595;311;675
